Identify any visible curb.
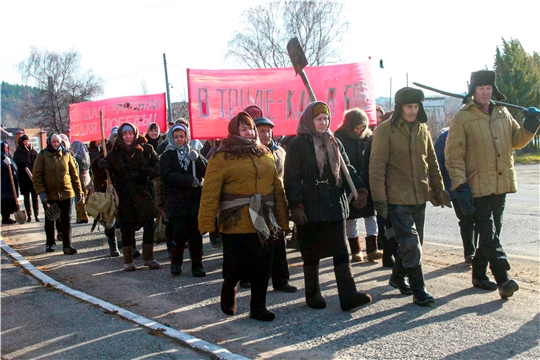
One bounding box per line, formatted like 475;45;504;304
1;239;250;360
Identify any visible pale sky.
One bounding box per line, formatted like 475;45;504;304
2;0;537;109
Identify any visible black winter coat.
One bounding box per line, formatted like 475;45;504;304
334;129;375;219
159;149;207;219
283;133;364;223
13;140;37;193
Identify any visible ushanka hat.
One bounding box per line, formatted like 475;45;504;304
463;70;506;104
391;87;427;123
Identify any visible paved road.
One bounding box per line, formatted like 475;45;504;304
1;164;539;359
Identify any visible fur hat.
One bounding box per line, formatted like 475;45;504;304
391;87;427;123
463;70;506;104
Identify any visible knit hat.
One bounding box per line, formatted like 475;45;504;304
462;70;506;104
312;103;330;118
108;126;119;144
391;87;427;123
243;105;263;119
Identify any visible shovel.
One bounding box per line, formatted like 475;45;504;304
286;37;358;200
6;161;26;224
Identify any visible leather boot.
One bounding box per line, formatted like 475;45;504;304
123;246;136;271
170;244;184;275
366;235;383;261
249;280;275;321
407;265;434;306
61;227;77;255
347;236;363;262
492;265;519;299
142;243;160;269
220;279;238;315
190;240;206;277
107;237;120;257
303;265;327;309
389;256;412;295
334;263;372;311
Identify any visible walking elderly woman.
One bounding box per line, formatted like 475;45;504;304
283;101;372;311
33;133;83;254
160;123;208;277
199;111;289;322
13;135;39;222
98;123;161;271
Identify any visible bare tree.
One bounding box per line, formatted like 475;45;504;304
18;46;103;133
226;0;350;68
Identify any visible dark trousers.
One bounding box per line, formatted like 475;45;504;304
388;204;425;269
451;199;478;258
22;189;39;218
121;220;154;248
169;216;203;268
222;233;274;284
45;199;72;248
271;231;291;288
471;194;509;280
296;220;349;267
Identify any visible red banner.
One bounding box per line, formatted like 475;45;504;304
69;93;167;143
187;62;375;139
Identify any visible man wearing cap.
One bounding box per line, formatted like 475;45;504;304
370;87;449;306
445;70;540;299
254;115;297;293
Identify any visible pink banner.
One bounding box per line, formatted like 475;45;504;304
69;93;167;143
187;62;376;139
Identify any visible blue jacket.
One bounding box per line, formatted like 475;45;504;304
434;129;456;200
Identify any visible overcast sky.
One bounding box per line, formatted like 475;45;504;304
2;0;537;108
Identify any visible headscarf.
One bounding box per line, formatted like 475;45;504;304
338;108;372;140
70;140;91;171
46;133;64;153
145;122;161;151
164;124;191;171
59;133;70;150
1;141;10;156
296;101;341;185
108;126;119;145
214;111;270;159
114;122;146;154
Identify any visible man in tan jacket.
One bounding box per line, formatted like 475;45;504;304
445;70;540;299
370;87;449;306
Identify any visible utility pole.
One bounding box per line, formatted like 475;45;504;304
163;53;173;123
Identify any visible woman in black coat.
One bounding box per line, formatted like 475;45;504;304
283;101;372;312
98;122;160;271
334;108;383;263
160;123;207;277
13;135;39;222
1;142;19;224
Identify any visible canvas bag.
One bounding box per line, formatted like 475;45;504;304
86;169;119;224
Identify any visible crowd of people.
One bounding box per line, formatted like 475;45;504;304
3;70;539;320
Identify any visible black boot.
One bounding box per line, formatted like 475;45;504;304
407;265;434;306
492;265;519;299
389;256;412;295
249;280;275;321
334;263;372;311
303;265;326;309
107;237;120;257
381;236;395;268
220;279;238;315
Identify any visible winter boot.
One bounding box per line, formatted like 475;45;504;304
190;240;206;277
303;264;327;309
471;252;496;290
61;227;77;255
170;244;184;275
407;265;434;306
334;263;372;311
249;280;275;321
347;236;363;263
220;279;238;315
107;237;120;257
381;237;395;268
142;243;160;269
123;246;136;271
492;265;519;299
366;235;383;261
389;256;412;295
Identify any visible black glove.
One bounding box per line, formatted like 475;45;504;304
125;170;143;182
290;205;308;226
522;107;540;133
455;183;476;216
97;159;109;169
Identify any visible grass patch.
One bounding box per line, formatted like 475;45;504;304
514;153;540;164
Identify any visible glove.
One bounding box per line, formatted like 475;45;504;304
192;177;200;187
522;107;540;133
39;192;48;204
455;183;476;216
97;159;109;169
125;170;143;182
75;194;83;203
290;204;308;226
374;200;388;219
430;189;451;207
352;188;369;209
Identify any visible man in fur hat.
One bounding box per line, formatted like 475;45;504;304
370;87;450;306
445;70;540;299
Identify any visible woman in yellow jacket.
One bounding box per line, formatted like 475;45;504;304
199;111;289;321
33;133;83;254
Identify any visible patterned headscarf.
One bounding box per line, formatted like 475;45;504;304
71;140;90;171
296;101;341;186
164;124;191;171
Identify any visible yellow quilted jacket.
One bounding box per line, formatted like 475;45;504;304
445;100;535;197
198;152;290;234
33;149;82;201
